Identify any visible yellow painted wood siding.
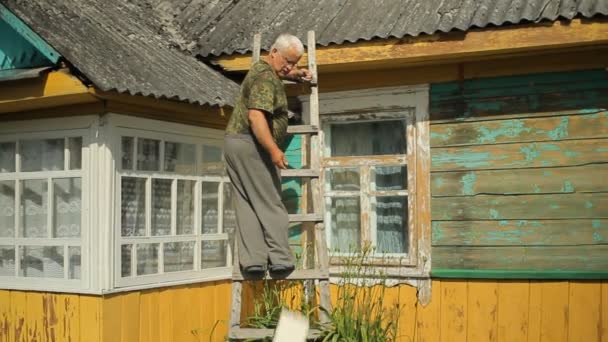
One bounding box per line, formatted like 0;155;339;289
1;279;606;341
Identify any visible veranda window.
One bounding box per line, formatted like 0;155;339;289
116;129;235;287
0;134;86;286
323;114;414;261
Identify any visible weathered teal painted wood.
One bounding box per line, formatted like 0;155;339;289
432;269;608;279
432;193;608;220
431;164;608;196
432;245;608;271
432;219;608;246
0;3;60;64
431;69;608;96
430;110;608;147
431;138;608;171
0;19;50;70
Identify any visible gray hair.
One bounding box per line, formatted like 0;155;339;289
270;34;304;56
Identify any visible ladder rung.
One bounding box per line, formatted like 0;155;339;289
229;327;322;340
233;268;329;281
287;125;319;134
289;213;323;222
281;168;319;177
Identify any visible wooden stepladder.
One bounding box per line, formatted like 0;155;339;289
228;31;331;340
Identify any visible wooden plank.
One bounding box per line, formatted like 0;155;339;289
213;281;231;341
102;295;122;342
229;327;322;340
539;282;569;342
79;295;101;342
432;164;608;197
0;291;9;342
466;281;498;342
431;138;608;171
432;193;608;220
120;291;140;342
196;284;216;341
158;289;174;342
414;279;442;342
289;213;323;222
432;245;608;270
251;33;261;64
431;219;608;246
280;168;319;178
287;125;318;134
172;286;193;342
10;292;26;342
213;19;608;72
25;292;44;342
568;282;601;342
139;290;160;342
527;281;542;342
432;269;608;279
602;281;608;342
439;280;467;342
395;284;418;342
55;294;80;342
497;281;529;342
232;268;329;281
431;111;608;147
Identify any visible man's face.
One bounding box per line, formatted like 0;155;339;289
270;46;301;77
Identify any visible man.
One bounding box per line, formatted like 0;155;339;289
224;34;311;276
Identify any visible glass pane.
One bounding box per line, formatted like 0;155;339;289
164;142;195;174
137;243;159;275
374;196;408;254
330;120;406;157
137;138;160;171
326;168;360;191
121;177;146;236
20;138;64;171
0;181;15;238
201;240;227;269
21;179;48;238
201;182;219;234
0;142;16;172
0;246;15;276
329;197;360;253
176;180;195;235
68;246;81;279
53;178;81;238
202;145;223;174
164;241;195;272
151;179;172;236
223;183;236;242
68;137;82;170
121;244;132;277
372;166;407;191
20;246;64;278
121;137;134;170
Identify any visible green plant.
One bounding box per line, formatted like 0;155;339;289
318;245;402;342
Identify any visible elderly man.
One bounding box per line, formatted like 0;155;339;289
224;34;311;276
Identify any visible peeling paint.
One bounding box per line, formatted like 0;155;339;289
546;116;569;140
519;144;540;162
533;185;541;193
593;232;603;243
561;181;574;193
460;172;477;195
539;143;561;151
550;204;560;209
432;151;501;168
489;209;500;219
592;219;602;229
564;151;581;158
477;120;531;143
585;201;594;209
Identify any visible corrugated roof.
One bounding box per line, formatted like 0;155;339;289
169;0;608;57
2;0;239;106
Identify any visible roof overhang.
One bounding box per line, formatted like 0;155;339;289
211;18;608;73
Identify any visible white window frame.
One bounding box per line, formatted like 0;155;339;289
107;114;233;289
0;116;95;292
300;85;431;279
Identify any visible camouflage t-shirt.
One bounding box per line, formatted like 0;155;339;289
225;60;289;145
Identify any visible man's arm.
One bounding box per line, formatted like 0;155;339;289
248;109;288;169
283;68;312;82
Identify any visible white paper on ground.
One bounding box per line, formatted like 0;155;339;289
273;309;309;342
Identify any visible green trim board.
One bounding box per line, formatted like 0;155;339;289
432;269;608;279
0;3;60;65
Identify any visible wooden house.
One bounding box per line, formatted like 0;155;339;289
1;0;607;341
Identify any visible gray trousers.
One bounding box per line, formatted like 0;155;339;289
224;133;294;268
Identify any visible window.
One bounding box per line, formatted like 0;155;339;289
0;132;87;288
302;86;431;277
115;127;235;287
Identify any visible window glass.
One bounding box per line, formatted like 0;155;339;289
326;168;360;191
176;180;195;235
330;120;406;157
53;178;81;238
371;166;407;191
201;182;219;234
329;197;360;253
137;243;159;275
68;246;81;279
137;138;160;171
165;142;195;174
201;240;227;269
21;138;64;171
151;179;172;236
68;137;82;170
121;177;146;236
121;137;134;170
20;246;64;278
373;196;408;253
164;241;195;272
0;181;15;238
21;179;48;238
0;142;15;173
121;244;132;277
0;246;15;276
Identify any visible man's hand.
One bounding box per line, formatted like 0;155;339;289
270;148;289;169
286;68;313;83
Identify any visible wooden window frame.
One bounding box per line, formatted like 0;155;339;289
301;86;431;278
